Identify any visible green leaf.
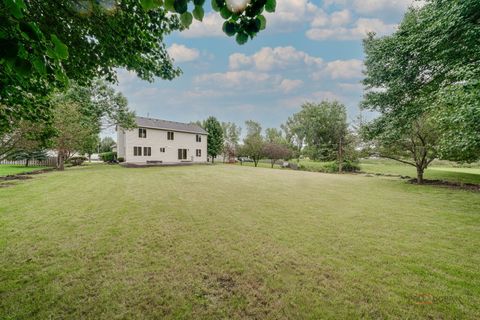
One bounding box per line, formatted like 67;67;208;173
211;0;220;12
32;57;47;75
236;31;248;45
165;0;175;11
180;12;193;27
193;0;205;5
14;58;31;76
222;21;236;37
140;0;155;10
192;6;204;21
265;0;276;12
174;0;188;14
220;7;232;19
19;22;41;41
51;34;69;60
5;0;26;19
258;15;266;30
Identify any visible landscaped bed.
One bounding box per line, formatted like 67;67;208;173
1;164;479;319
0;165;50;177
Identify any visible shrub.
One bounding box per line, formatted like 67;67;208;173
99;152;117;162
117;157;125;163
68;156;87;166
299;160;360;173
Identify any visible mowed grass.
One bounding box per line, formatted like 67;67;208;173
0;165;49;177
360;159;480;184
0;164;479;319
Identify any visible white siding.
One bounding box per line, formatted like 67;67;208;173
119;126;207;163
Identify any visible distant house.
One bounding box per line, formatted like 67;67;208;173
117;116;208;164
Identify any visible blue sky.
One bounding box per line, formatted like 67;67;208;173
108;0;421;136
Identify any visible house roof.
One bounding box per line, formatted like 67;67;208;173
135;116;208;135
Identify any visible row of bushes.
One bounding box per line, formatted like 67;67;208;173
299;160;360;173
99;152;125;163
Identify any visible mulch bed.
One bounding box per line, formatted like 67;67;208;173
408;179;480;192
0;168;55;182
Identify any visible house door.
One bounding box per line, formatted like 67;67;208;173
177;149;188;160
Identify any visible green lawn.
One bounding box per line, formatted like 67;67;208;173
360;159;480;184
0;165;49;177
1;164;479;319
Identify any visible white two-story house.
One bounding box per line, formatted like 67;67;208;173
117;116;208;164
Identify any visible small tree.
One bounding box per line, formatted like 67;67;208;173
99;137;116;153
363;116;438;184
204;116;224;163
52;102;97;171
263;142;292;168
80;134;100;161
242;120;264;167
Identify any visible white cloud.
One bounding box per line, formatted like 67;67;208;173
229;46;323;71
306;18;397;41
324;0;424;16
194;70;303;95
180;13;224;38
279;79;304;93
324;59;363;79
264;0;319;31
194;70;274;87
338;82;364;93
351;0;425;15
167;44;200;62
330;9;352;26
229;53;251;70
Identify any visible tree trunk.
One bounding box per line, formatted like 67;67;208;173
271;160;275;168
57;150;65;171
338;136;343;173
212;156;215;164
26;158;29;167
416;167;424;184
254;159;258;167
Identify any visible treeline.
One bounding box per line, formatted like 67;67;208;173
197;100;361;172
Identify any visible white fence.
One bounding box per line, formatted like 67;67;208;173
0;157;57;167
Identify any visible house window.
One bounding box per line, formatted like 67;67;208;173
196;149;201;157
139;128;147;138
144;147;151;156
196;134;201;142
160;147;165;153
167;131;174;140
133;146;142;156
178;149;187;160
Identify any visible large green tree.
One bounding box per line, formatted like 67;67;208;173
1;0;276;134
288;101;349;165
362;0;480;164
204;116;224;163
51;80;136;169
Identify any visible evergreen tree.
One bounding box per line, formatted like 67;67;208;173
204;116;224;163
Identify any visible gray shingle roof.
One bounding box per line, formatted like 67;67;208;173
136;116;207;135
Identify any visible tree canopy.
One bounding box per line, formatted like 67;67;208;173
1;0;276;134
288;101;348;162
362;0;480;163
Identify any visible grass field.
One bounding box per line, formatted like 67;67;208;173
1;164;479;319
0;165;49;177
